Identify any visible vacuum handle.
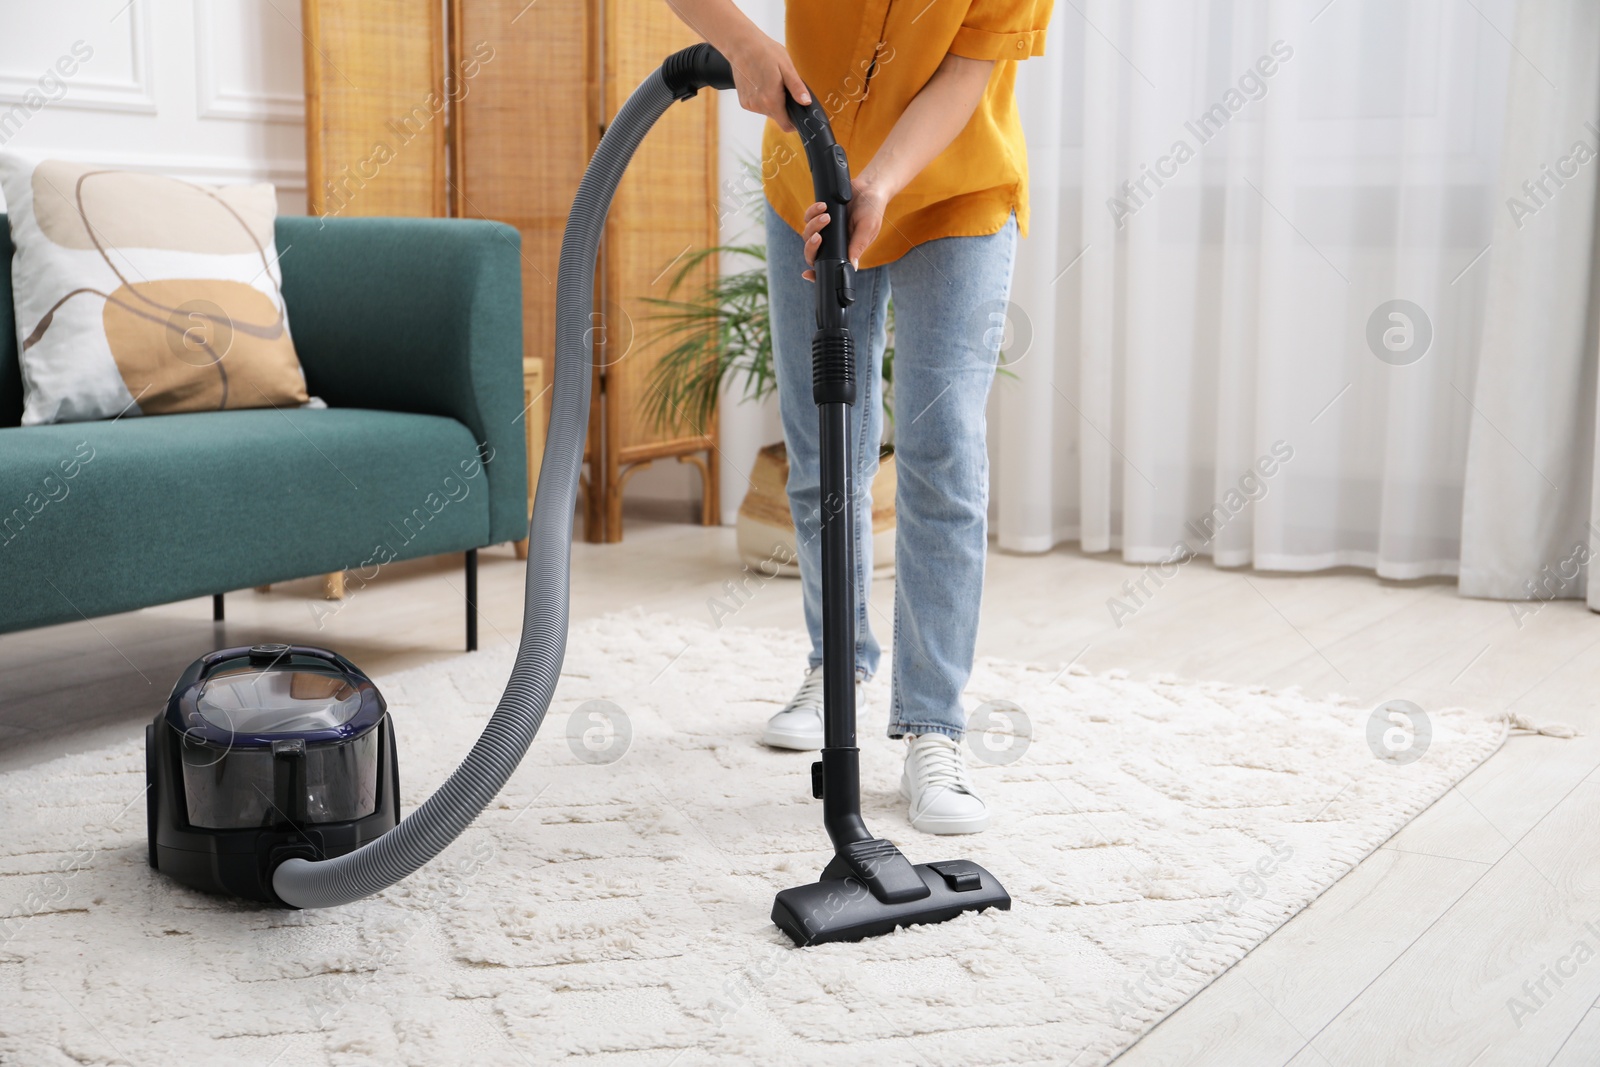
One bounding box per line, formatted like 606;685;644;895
784;93;854;269
782;91;856;338
663;44;854;317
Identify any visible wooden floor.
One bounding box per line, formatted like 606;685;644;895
2;514;1597;1066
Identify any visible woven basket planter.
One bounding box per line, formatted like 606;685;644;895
736;441;896;578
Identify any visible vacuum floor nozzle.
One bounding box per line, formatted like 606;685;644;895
772;858;1010;946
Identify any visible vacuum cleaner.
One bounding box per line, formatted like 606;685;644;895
145;45;1010;945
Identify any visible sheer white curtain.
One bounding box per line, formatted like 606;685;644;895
991;0;1586;586
1459;0;1600;605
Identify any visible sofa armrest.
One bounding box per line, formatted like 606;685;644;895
276;215;529;546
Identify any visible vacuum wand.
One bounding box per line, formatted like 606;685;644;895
783;92;870;852
770;86;1011;944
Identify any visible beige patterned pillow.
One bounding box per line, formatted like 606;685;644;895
1;154;308;425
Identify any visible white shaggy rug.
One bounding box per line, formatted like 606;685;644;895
0;611;1504;1066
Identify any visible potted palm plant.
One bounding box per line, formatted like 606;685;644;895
643;242;897;576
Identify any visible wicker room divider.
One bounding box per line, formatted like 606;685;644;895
303;0;721;544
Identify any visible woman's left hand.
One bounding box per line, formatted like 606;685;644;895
799;178;891;280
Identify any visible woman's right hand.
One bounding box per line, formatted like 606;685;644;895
723;28;810;132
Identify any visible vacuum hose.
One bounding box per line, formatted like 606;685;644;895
272;47;734;908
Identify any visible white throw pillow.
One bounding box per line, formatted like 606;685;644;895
1;153;309;425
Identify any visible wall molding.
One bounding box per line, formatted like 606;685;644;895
0;2;156;115
19;146;307;193
193;0;302;124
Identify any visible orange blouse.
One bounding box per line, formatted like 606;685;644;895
762;0;1053;269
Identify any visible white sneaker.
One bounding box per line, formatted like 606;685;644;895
900;733;990;834
761;666;864;751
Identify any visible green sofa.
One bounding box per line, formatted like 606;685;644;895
0;214;528;645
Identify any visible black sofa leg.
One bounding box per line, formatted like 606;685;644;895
213;594;225;622
465;549;478;652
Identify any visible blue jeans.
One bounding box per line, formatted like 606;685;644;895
766;202;1018;741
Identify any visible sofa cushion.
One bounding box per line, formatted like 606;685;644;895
0;408;492;633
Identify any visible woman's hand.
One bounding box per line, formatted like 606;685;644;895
723;27;810;132
663;2;810;131
799;178;892;279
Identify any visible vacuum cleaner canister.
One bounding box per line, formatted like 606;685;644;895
145;644;400;904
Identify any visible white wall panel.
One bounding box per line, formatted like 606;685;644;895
0;0;154;114
0;0;305;216
193;0;303;123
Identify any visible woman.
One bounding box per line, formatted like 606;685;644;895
667;0;1051;834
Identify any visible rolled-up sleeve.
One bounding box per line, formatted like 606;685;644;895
949;0;1052;60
